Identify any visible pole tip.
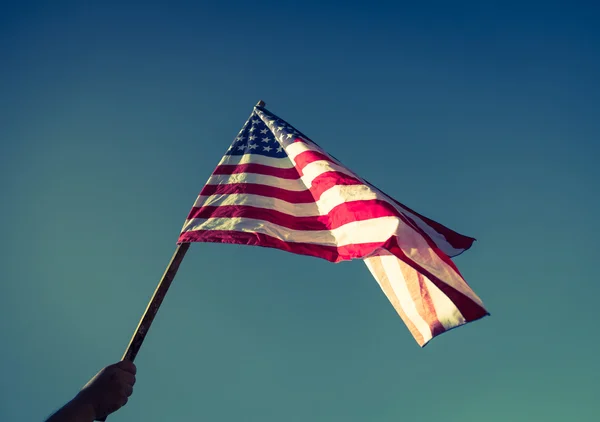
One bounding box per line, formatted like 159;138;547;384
255;100;266;108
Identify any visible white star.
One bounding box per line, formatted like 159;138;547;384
249;126;256;132
276;126;284;131
261;137;271;143
263;145;272;152
286;133;293;139
248;143;258;150
249;135;257;141
276;146;283;153
237;145;245;151
260;128;269;134
252;119;260;124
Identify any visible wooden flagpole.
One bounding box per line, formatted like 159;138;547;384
120;242;190;362
102;100;266;420
100;242;190;420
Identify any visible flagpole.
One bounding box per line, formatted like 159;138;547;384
100;242;190;421
102;100;266;420
122;242;190;361
118;99;263;362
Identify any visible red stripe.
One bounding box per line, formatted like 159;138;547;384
392;198;475;252
178;230;383;263
213;163;300;179
367;256;426;346
293;150;334;174
199;183;315;203
360;180;475;263
186;199;399;231
349;176;474;255
386;237;488;322
309;171;362;199
413;272;446;337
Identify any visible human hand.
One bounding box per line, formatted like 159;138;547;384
73;360;137;421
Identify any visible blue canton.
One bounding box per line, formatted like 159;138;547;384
225;106;313;159
226;111;288;158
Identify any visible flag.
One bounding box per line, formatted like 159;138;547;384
178;103;488;346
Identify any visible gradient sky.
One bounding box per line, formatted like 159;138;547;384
1;1;599;421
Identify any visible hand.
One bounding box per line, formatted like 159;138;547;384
73;360;137;420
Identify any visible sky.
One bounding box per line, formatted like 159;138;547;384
1;1;599;421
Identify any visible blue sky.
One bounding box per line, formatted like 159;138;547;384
1;1;599;421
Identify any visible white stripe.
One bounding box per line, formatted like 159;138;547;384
356;180;468;257
399;240;485;308
206;173;307;191
182;216;400;247
193;193;320;216
218;153;293;169
300;160;356;186
379;254;433;342
286;140;358;174
405;212;465;257
423;276;466;330
193;184;379;216
286;141;315;161
363;255;431;344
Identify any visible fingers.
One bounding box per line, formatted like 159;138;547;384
109;361;136;386
114;360;137;375
106;381;132;413
103;378;133;415
122;384;134;397
121;372;136;386
106;361;137;398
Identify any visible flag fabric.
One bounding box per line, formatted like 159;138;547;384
178;103;488;346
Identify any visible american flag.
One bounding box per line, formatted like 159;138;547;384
178;103;488;346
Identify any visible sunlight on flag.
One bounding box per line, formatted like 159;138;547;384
178;103;488;346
